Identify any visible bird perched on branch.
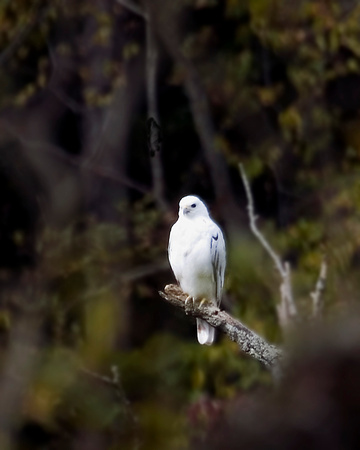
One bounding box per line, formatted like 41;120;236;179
168;195;226;345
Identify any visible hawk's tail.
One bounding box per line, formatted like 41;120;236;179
196;318;215;345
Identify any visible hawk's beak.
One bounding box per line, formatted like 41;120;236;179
183;206;191;215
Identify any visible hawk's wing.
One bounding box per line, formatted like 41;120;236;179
168;220;184;284
209;224;226;304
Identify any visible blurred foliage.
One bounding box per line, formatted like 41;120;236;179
0;180;269;448
0;212;270;449
0;0;359;448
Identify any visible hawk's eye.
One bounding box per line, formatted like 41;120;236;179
191;203;196;208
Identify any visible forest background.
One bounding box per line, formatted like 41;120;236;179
0;0;360;448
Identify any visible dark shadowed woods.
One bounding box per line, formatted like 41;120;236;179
1;0;360;449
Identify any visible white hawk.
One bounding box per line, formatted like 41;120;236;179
168;195;226;345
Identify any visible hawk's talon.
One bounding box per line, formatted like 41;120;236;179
199;298;209;308
185;296;194;314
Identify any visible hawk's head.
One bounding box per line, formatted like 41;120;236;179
179;195;209;219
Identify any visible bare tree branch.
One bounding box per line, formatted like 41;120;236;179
311;256;327;318
115;0;147;19
146;12;168;211
81;365;131;407
115;0;168;210
179;63;241;228
0;121;150;195
148;1;241;230
159;284;282;370
239;163;298;330
277;262;297;331
239;164;285;277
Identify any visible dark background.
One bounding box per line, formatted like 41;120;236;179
0;0;360;448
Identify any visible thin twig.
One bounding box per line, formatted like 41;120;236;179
239;163;298;328
46;42;87;114
311;256;327;318
160;284;282;371
115;0;148;19
81;365;140;449
239;164;286;277
59;260;169;316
